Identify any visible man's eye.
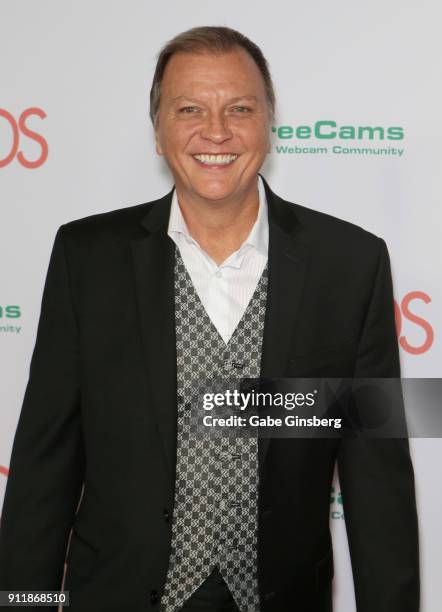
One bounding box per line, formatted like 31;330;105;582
231;106;252;113
179;106;199;114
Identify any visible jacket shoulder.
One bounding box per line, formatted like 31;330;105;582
58;192;171;244
278;194;383;255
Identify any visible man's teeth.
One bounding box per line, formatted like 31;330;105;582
193;154;238;165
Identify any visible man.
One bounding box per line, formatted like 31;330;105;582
0;26;419;612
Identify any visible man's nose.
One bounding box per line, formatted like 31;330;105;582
200;113;232;143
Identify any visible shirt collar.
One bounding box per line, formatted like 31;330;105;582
167;175;269;263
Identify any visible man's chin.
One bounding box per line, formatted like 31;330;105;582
186;175;253;204
193;190;238;203
186;183;240;204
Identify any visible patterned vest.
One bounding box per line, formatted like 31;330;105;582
160;246;268;612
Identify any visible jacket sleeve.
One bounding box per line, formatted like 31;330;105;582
337;238;420;612
0;225;85;599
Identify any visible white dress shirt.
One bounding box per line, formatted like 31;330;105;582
167;175;269;344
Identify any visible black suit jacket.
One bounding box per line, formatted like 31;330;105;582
0;176;419;612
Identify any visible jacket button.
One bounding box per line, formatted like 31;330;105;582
150;590;159;604
163;508;170;522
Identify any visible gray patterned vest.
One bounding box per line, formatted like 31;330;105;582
160;246;268;612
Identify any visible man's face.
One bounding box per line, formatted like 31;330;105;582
155;48;271;204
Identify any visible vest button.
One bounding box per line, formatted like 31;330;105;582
232;361;245;370
150;590;159;604
163;508;170;522
229;500;241;508
219;452;242;462
223;359;231;371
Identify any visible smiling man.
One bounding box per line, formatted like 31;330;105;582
152;39;271;268
0;26;419;612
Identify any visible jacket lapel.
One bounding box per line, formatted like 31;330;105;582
259;175;311;468
130;190;178;483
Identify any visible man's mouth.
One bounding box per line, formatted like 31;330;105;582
193;154;238;166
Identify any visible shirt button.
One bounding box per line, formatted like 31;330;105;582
215;270;222;278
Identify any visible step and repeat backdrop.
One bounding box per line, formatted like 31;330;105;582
1;1;441;610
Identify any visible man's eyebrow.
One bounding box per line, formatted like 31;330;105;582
228;96;258;104
171;95;259;104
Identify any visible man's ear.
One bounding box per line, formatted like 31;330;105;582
155;133;163;156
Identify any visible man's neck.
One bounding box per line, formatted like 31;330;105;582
174;182;260;266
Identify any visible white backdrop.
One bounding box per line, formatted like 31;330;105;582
1;1;441;610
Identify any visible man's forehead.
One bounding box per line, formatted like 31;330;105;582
160;50;268;107
163;49;262;82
